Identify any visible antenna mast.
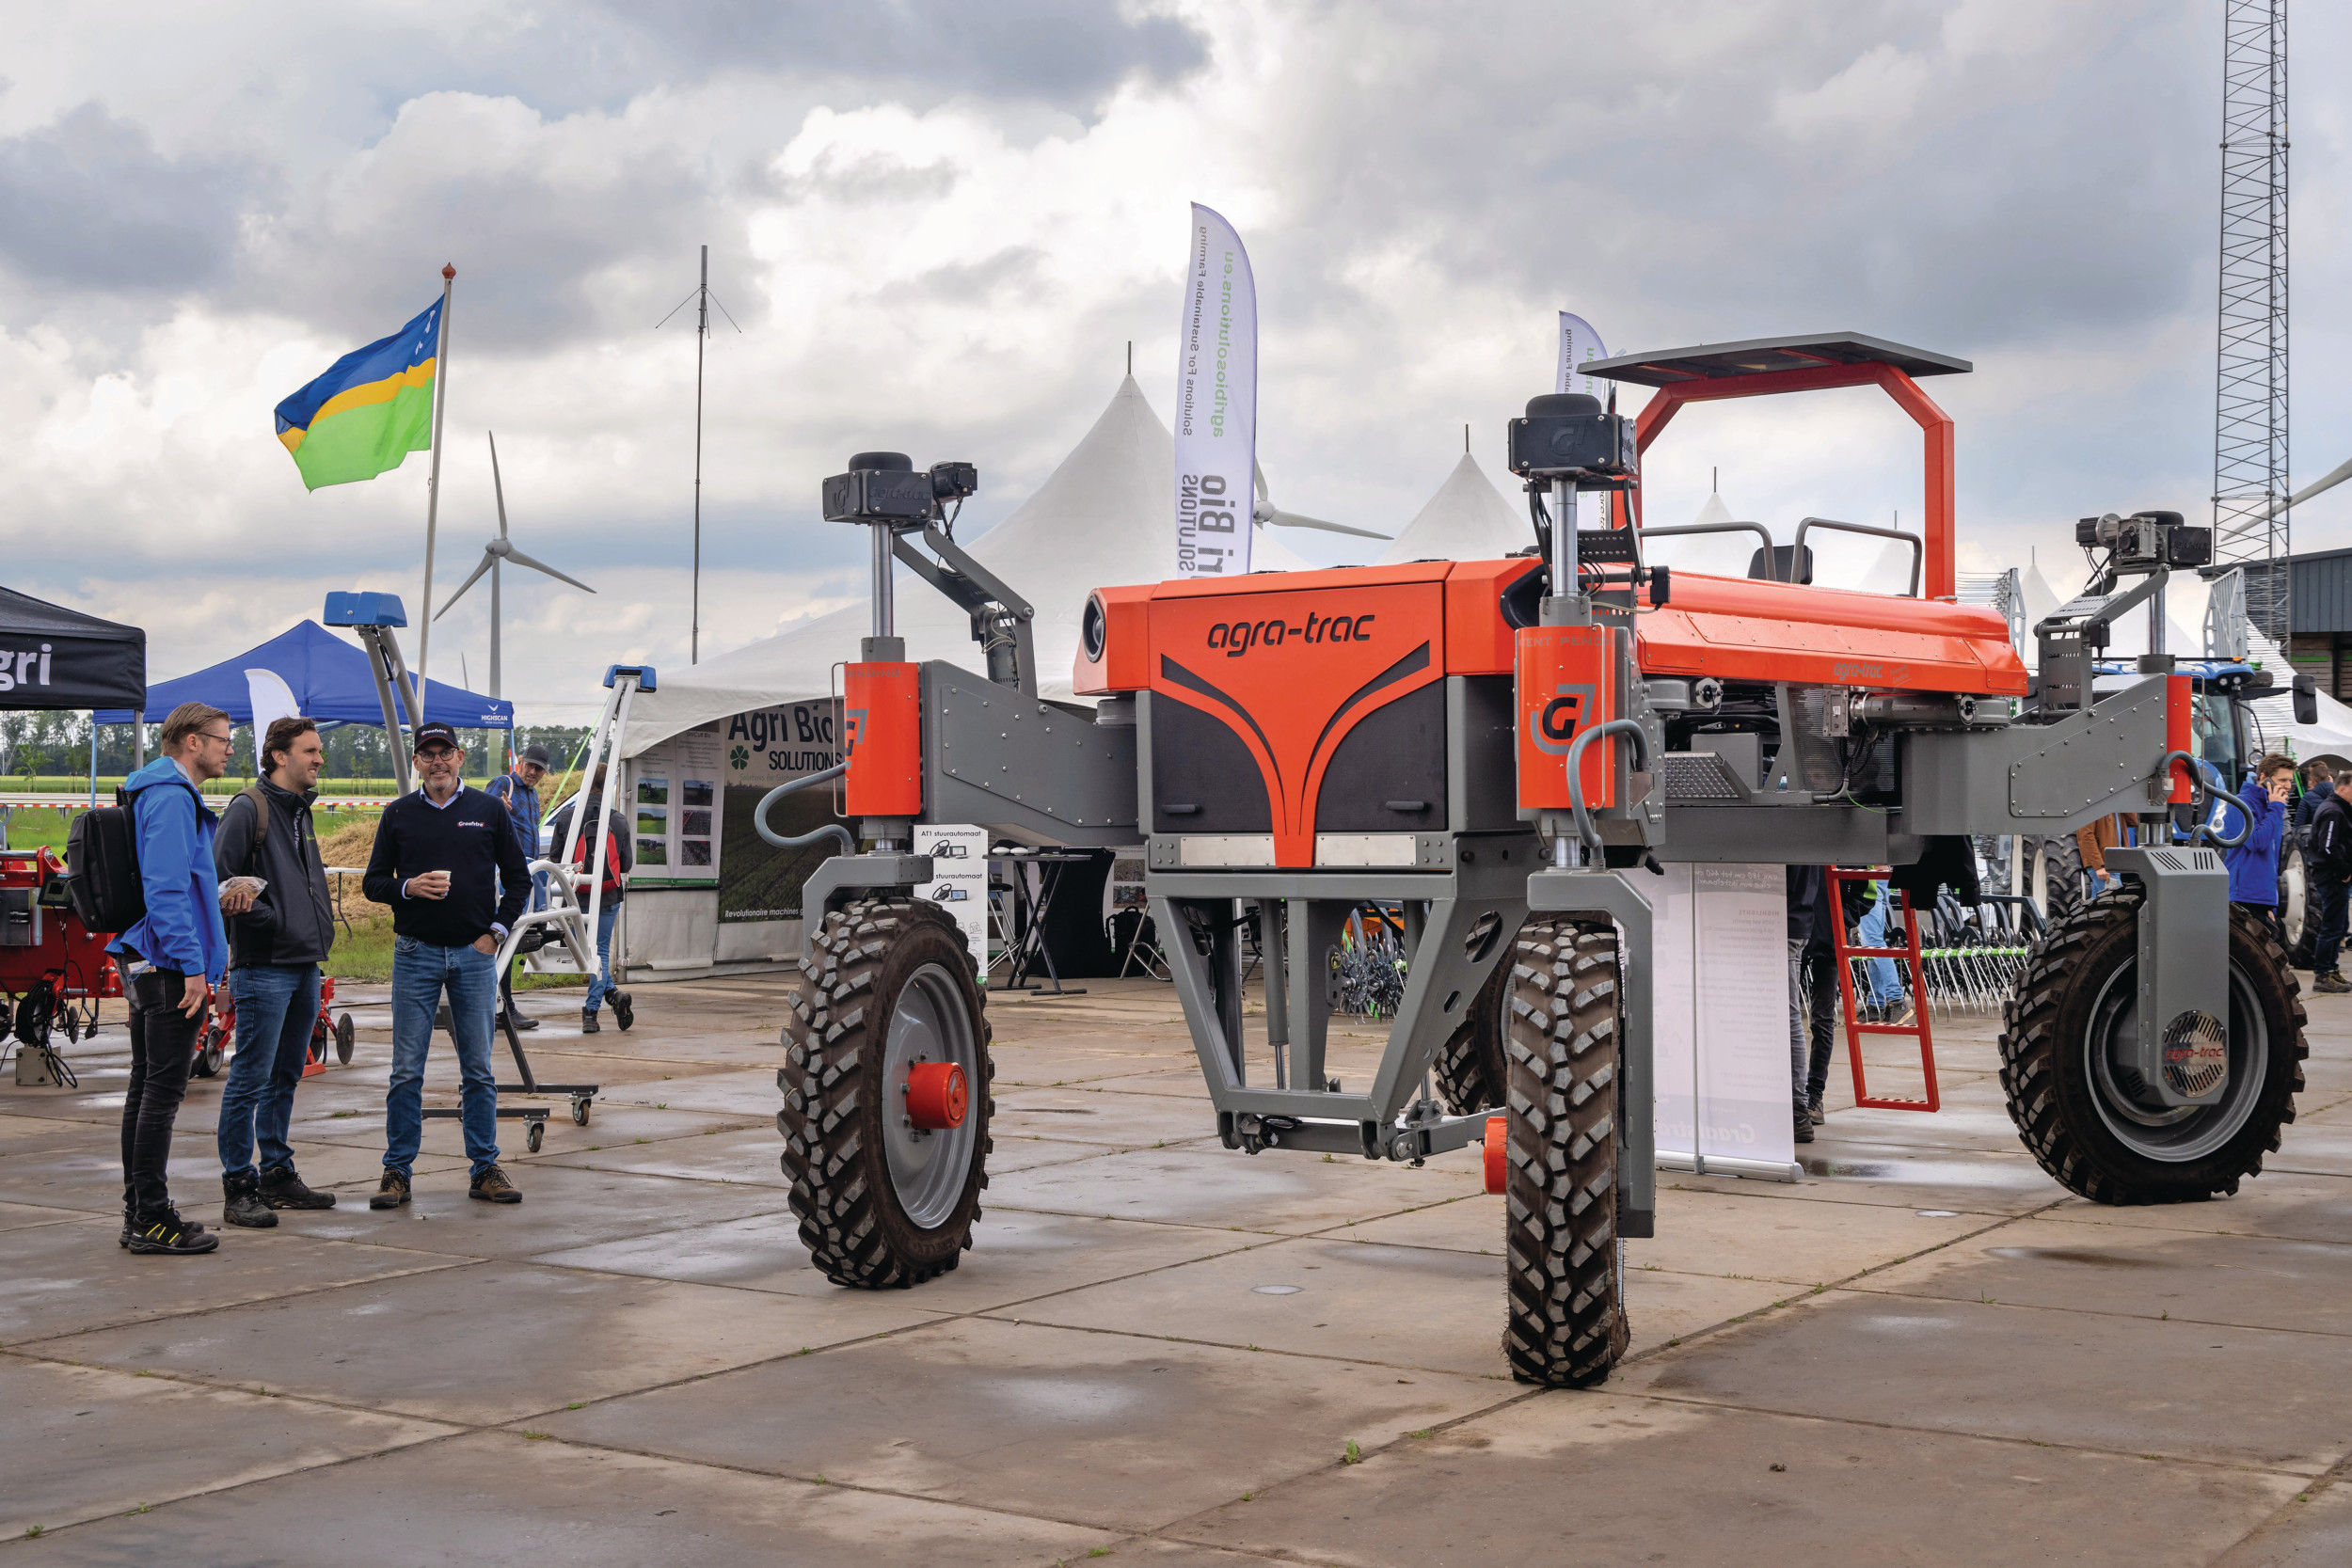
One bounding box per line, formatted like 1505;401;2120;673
659;245;739;663
2212;0;2289;643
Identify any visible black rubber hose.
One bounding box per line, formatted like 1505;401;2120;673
1565;719;1652;850
755;764;855;855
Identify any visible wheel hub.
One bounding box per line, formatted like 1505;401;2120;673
2086;962;2268;1160
881;961;979;1229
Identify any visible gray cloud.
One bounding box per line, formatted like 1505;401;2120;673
0;104;259;290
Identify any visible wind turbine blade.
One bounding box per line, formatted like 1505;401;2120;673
488;431;510;539
503;546;597;594
2290;456;2352;511
1263;507;1392;541
1253;458;1270;503
434;552;495;619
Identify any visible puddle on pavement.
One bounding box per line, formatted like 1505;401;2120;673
1796;1154;2044;1190
1984;1246;2159;1268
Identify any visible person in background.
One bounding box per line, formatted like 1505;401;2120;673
1852;879;1914;1027
1785;866;1839;1141
2307;776;2352;994
484;742;550;1033
212;716;340;1228
109;702;234;1256
2076;813;2130;900
2296;761;2335;834
548;766;633;1035
361;721;532;1208
2219;752;2296;942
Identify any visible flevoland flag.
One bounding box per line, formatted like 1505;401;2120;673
273;300;443;491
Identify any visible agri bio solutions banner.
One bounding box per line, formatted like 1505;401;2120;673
715;700;846;927
1174;203;1257;578
1557;312;1608;398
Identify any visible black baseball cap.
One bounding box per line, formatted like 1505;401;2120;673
520;742;551;766
412;721;461;752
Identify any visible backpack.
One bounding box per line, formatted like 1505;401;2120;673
66;787;148;935
568;810;625;896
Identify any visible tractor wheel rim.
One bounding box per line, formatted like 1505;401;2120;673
881;961;977;1229
2084;958;2269;1163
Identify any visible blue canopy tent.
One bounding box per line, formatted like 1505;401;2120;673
94;620;512;731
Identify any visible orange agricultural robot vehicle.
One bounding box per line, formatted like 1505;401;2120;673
771;334;2307;1388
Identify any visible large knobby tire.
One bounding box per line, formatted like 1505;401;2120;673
1501;916;1630;1387
1432;954;1509;1116
2031;834;2087;924
2000;891;2306;1204
780;898;994;1287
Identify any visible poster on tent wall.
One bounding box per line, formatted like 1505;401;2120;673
1557;313;1609;400
628;727;723;881
912;824;988;963
715;701;847;927
1173;203;1257;578
1649;862;1800;1178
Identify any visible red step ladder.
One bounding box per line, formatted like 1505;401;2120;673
1826;869;1939;1112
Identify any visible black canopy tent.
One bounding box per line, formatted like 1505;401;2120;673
0;586;146;712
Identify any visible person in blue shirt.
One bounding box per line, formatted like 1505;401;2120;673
484;742;550;1033
109;702;236;1256
2220;752;2296;942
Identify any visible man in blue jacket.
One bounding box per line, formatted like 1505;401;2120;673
108;702;235;1256
2221;753;2295;942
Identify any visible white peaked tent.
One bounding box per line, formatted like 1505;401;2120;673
1374;453;1527;564
622;375;1311;756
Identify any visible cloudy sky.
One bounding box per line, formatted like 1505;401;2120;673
7;1;2346;720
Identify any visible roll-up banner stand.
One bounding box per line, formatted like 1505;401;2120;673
1650;863;1803;1181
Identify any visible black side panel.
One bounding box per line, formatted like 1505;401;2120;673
1151;696;1272;833
1451;674;1519;831
1314;682;1447;833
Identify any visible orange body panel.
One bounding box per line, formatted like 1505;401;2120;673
2167;673;2193;804
1445;557;1543;675
1515;626;1617;810
1639;572;2027;695
1146;571;1448;866
1072;583;1154;696
843;661;923;816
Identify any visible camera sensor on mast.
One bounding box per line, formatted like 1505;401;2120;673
822;451;980;530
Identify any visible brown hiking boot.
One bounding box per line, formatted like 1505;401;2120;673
370;1169;411;1210
469;1165;522;1204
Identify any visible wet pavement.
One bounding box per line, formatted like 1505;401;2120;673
2;972;2348;1565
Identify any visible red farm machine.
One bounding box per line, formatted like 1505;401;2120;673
771;334;2308;1388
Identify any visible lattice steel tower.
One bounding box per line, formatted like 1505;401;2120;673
2213;1;2290;641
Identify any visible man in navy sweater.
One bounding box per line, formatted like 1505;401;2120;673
361;722;532;1208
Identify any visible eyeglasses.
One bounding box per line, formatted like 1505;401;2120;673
416;746;458;759
198;730;233;745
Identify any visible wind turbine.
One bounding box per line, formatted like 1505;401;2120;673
436;431;596;702
1252;458;1391;541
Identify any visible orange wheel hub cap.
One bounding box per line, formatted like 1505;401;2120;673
906;1062;969;1131
1483;1116;1507;1195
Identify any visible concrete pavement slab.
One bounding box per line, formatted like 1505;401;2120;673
0;1217;460;1346
533;1122;787;1184
1166;1386;2303;1568
0;1114;113;1157
2215;1480;2352;1567
257;1163;792;1259
35;1429;1124;1567
534;1315;1513;1532
992;1084;1216;1148
988;1143;1485;1234
1847;1213;2352;1337
0;1359;456;1543
532;1206;1258;1314
1669;1146;2072;1216
0;1199;93;1232
40;1259;942;1425
1613;1290;2352;1474
2046;1169;2352;1245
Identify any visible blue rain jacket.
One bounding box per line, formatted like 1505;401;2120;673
2219;778;2286;906
105;755;229;983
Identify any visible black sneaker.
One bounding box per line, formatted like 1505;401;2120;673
1794;1113;1816;1145
223;1172;278;1229
580;1006;601;1035
258;1164;338;1211
370;1169;412;1210
1806;1092;1826;1127
503;1010;541;1032
127;1208;219;1256
119;1208;135;1249
612;991;635;1032
2317;972;2352;995
469;1165;522;1204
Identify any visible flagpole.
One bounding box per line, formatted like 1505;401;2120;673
692;244;707;664
415;261;455;732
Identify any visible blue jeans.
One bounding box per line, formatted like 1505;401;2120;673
218;963;320;1180
585;905;618;1011
386;937;500;1179
1856;883;1903;1006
